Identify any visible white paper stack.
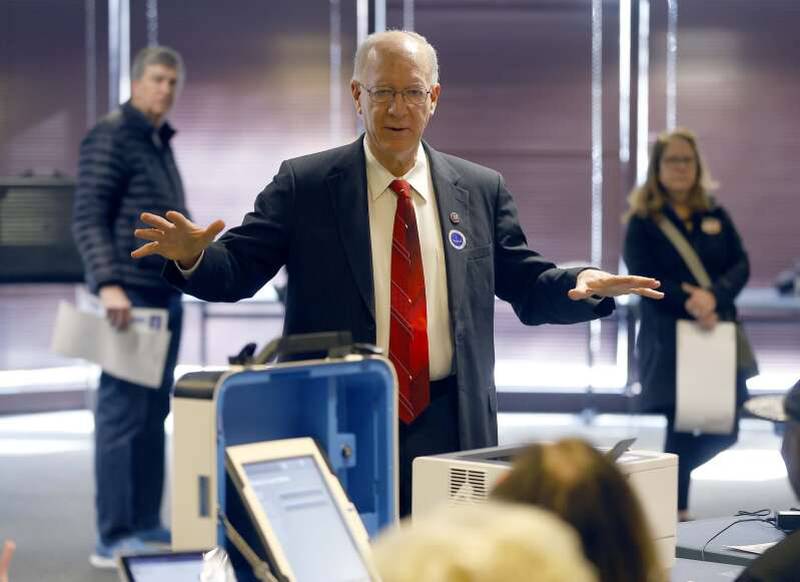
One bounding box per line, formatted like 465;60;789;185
675;320;736;435
51;299;171;389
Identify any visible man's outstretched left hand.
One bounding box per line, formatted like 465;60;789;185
568;269;664;301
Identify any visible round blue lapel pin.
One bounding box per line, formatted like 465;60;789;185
448;229;466;250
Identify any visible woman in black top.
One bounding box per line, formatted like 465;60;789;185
623;128;752;521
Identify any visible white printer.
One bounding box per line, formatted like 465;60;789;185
412;443;678;568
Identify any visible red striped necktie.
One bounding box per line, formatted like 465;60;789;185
388;178;430;424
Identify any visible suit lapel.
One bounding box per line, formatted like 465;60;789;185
425;142;469;322
325;138;468;328
327;137;375;321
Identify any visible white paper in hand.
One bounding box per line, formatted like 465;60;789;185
51;301;171;389
675;320;736;435
76;287;167;332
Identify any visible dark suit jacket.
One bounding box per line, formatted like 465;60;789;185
623;203;750;412
165;135;613;450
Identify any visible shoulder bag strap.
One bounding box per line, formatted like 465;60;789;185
655;216;713;289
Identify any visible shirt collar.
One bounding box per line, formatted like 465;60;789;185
363;138;430;202
122;100;176;144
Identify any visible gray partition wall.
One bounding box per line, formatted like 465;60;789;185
0;0;102;386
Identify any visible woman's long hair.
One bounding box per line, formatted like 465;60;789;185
492;438;664;582
624;127;716;222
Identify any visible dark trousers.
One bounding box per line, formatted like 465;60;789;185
94;288;183;544
398;375;460;517
664;409;740;511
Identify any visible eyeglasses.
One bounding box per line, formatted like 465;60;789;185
359;84;432;105
662;156;696;167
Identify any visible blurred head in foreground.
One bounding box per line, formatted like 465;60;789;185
372;501;598;582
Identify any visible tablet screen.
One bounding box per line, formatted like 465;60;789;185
243;455;371;582
122;551;204;582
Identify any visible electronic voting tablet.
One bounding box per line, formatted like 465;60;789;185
225;437;378;582
117;550;205;582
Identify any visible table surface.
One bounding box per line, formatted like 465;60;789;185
736;288;800;312
670;557;744;581
618;287;800;312
676;515;786;566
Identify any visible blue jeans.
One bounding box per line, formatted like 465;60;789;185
94;287;182;545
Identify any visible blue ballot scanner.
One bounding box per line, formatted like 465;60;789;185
170;333;397;580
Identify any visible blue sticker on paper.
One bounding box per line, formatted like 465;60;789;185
448;229;466;250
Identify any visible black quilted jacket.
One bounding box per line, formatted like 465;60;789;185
72;101;188;293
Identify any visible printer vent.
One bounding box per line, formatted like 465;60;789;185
448;467;488;504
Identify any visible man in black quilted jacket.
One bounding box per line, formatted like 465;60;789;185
72;45;188;568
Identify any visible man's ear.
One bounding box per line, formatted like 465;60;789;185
350;80;363;115
131;77;147;104
429;83;441;116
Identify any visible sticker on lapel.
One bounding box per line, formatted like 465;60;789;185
448;229;466;250
701;217;722;235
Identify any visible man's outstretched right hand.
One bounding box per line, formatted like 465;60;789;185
132;211;225;269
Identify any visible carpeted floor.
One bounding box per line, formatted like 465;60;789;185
0;410;794;581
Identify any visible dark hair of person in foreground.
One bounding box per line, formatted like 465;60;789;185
492;438;663;582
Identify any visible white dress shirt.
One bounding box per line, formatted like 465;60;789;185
364;139;453;381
